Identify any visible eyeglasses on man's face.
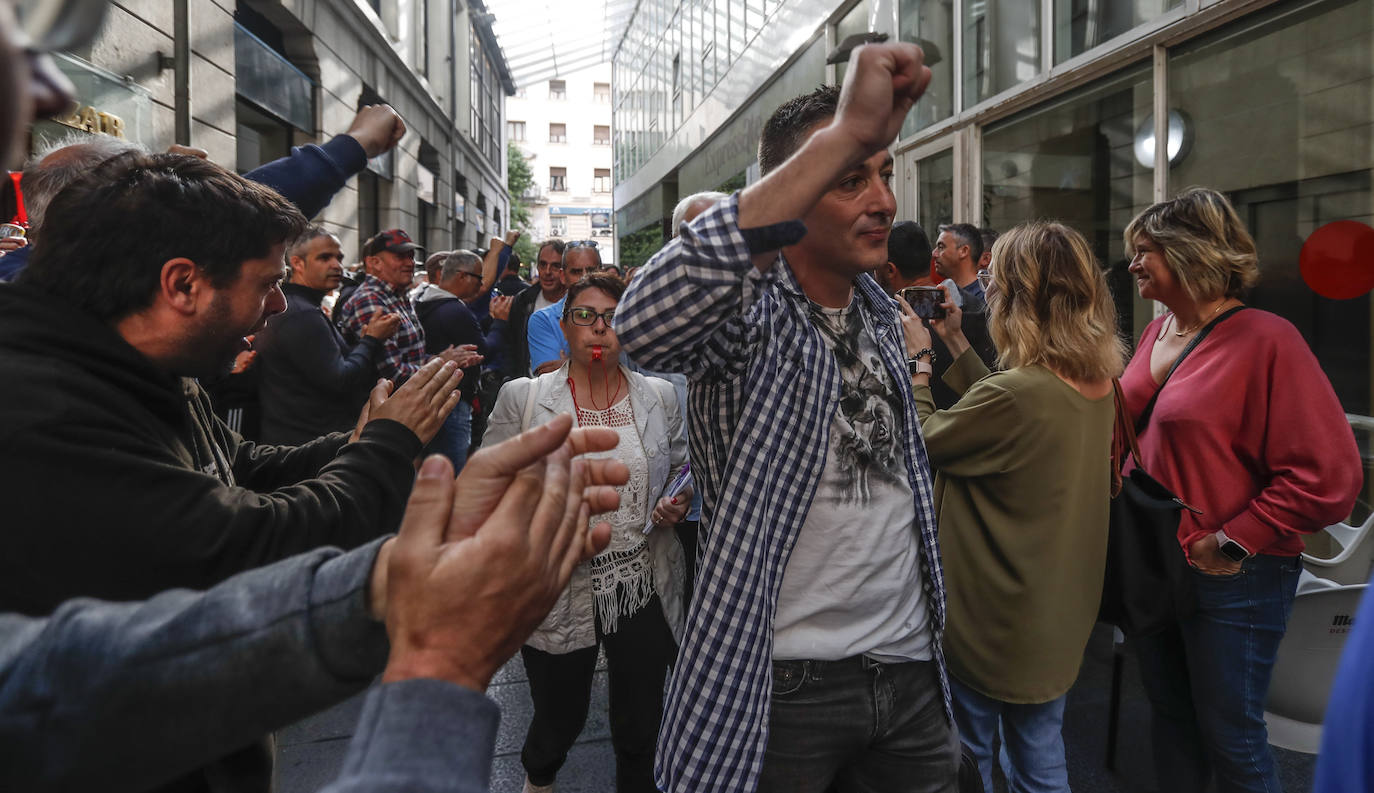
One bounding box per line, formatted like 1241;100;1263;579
566;307;615;327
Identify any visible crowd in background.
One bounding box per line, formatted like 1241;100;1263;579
0;7;1373;793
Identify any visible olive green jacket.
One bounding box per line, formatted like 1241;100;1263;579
914;348;1114;703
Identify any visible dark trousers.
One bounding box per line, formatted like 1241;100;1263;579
520;594;677;792
757;656;961;793
1134;554;1300;793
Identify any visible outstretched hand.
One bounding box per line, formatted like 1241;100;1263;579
365;358;464;444
377;414;626;691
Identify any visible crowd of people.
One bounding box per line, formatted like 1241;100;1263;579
1;4;1372;793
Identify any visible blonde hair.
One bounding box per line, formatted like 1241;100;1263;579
1123;186;1259;302
987;222;1126;382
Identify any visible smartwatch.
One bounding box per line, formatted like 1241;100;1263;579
1215;530;1251;563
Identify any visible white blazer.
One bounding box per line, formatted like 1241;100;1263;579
484;363;688;653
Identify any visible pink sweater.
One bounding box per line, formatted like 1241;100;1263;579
1121;309;1362;557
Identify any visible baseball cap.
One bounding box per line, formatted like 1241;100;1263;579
362;228;424;257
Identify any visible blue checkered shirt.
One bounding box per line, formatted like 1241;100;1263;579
337;274;426;382
616;194;951;793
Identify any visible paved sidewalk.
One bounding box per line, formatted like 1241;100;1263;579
274;654;615;793
273;625;1315;793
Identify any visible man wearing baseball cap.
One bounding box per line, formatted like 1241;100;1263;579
338;228;477;383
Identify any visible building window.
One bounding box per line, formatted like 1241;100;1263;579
549;166;567;192
549;122;567;143
981;64;1153;340
508;121;526;141
549;79;566;100
962;0;1042;105
897;0;954;138
1054;0;1183;64
917;149;954;241
594;125;610;145
550;215;568;236
594;82;611;103
593;168;611;193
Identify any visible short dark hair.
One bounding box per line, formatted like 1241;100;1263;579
980;227;999;253
759;85;839;176
563;273;626;315
22;152;306;322
287;225;337;263
538;239;566;259
887;221;933;280
938;222;984;265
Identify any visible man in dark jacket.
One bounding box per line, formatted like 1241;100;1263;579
505;238;566;378
415;250;504;471
2;152;463;792
255;225;402;444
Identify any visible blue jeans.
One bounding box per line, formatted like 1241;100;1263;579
426;400;471;473
1134;553;1301;793
756;656;960;793
949;676;1068;793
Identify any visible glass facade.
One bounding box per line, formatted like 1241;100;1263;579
1168;0;1372;417
982;63;1154;337
962;0;1041;104
898;0;954;138
613;0;783;182
1053;0;1181;64
917;149;955;236
834;0;871;85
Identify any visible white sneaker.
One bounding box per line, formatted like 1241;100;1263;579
522;777;554;793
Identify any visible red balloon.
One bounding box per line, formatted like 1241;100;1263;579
1300;220;1374;300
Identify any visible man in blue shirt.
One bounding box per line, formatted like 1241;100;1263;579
526;243;601;374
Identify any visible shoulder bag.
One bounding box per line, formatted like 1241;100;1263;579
1098;306;1245;636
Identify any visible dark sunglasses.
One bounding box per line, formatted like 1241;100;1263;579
566;240;599;249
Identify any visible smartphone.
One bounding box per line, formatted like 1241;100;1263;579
900;285;947;320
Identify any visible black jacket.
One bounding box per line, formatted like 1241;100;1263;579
255;282;384;444
928;283;999;409
0;282;421;617
414;288;496;404
504;283;554;379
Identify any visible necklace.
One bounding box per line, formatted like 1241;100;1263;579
1164;301;1230;340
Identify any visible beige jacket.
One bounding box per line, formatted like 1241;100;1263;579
483;363;688;653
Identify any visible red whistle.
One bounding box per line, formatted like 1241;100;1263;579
592;345;603;362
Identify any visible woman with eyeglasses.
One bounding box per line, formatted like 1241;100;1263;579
484;273;689;793
900;222;1125;793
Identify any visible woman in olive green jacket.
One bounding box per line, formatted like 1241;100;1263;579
899;222;1125;793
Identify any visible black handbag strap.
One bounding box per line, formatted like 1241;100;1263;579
1134;305;1247;433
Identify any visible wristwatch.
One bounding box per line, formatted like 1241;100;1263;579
908;348;936;375
1215;529;1251;563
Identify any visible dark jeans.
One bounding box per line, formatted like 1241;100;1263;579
757;656;960;793
1134;553;1301;793
424;401;471;473
520;594;676;792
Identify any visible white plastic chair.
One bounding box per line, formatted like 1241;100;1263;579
1263;574;1367;753
1302;512;1374;586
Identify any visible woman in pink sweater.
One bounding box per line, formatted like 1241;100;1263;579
1120;187;1361;793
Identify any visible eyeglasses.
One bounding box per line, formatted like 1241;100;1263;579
566;240;599;249
976;267;992;291
565;307;616;327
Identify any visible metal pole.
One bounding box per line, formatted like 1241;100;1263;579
173;0;190;145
